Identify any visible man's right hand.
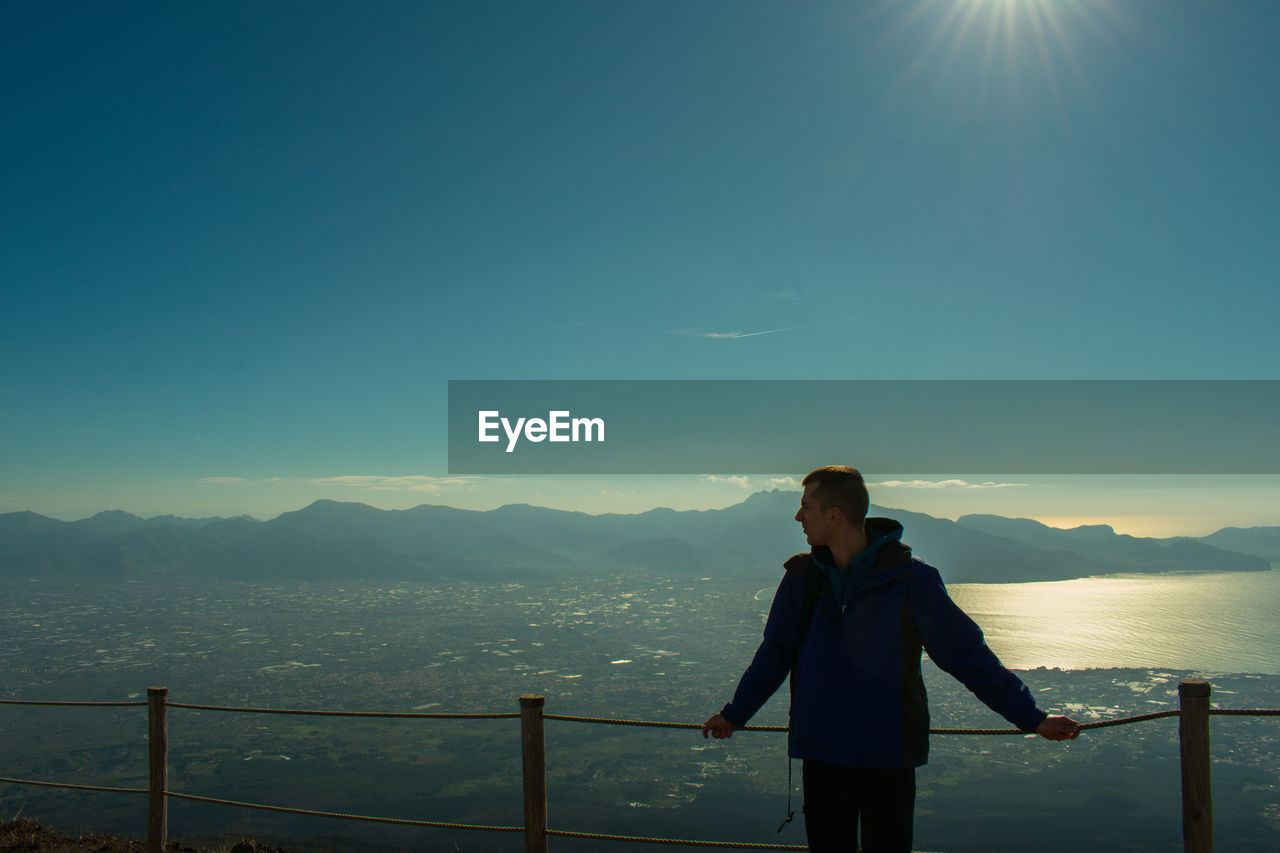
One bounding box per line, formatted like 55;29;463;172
701;713;736;739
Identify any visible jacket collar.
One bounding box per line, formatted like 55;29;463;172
784;517;912;578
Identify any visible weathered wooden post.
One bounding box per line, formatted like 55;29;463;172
147;686;168;853
520;694;548;853
1179;679;1212;853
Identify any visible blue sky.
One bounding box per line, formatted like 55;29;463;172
4;0;1278;536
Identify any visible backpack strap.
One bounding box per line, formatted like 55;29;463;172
777;552;823;835
781;553;823;699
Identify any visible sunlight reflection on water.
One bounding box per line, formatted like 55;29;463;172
947;570;1280;674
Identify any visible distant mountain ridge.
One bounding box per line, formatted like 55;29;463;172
0;492;1270;583
1194;526;1280;562
954;514;1270;576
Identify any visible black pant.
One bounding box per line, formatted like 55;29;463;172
802;760;915;853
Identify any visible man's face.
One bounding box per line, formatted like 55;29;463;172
795;482;836;547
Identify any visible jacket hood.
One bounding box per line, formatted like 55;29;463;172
784;516;911;577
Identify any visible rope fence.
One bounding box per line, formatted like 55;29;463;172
0;698;147;707
547;828;808;849
163;790;525;834
0;776;148;795
2;682;1276;853
168;701;518;719
1211;708;1280;716
546;713;785;731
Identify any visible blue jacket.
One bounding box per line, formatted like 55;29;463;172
720;518;1047;768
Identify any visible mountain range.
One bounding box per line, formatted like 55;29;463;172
0;491;1274;583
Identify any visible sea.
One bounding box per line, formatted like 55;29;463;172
947;566;1280;675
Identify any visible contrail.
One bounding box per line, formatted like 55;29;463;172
704;317;854;339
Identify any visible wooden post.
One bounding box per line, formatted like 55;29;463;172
520;694;548;853
1179;679;1212;853
147;686;168;853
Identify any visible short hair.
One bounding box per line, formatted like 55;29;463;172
802;465;869;525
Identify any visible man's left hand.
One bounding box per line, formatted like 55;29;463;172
1036;715;1081;741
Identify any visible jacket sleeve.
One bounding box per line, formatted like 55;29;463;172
908;562;1047;733
720;573;806;728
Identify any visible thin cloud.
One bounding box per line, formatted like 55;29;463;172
698;330;753;339
308;475;480;493
702;475;753;488
199;475;483;493
700;475;799;490
687;317;855;340
695;326;802;340
872;479;1027;490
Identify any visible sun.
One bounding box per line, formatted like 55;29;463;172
868;0;1133;128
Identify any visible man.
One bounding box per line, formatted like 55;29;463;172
702;466;1079;853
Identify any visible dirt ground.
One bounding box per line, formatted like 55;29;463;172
0;818;185;852
0;819;289;853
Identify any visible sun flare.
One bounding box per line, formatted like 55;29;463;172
871;0;1132;127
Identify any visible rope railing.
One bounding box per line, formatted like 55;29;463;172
0;776;148;795
547;828;807;849
0;698;147;707
162;790;524;834
168;701;518;719
2;681;1275;853
542;707;1280;734
546;713;785;731
1211;708;1280;716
